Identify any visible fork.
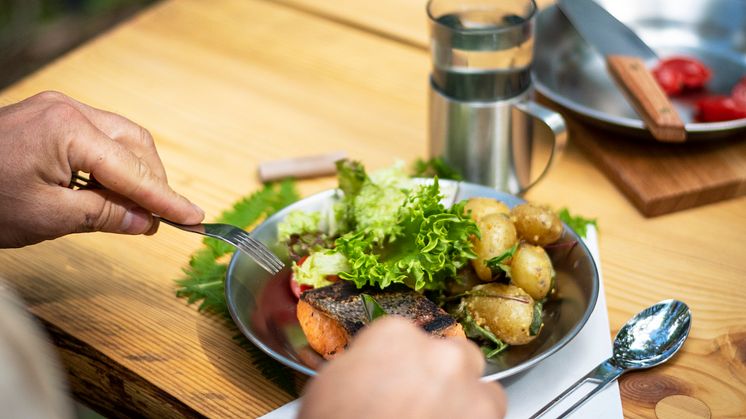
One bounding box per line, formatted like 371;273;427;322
70;172;284;275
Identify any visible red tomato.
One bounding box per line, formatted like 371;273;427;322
288;256;341;299
695;96;746;122
289;256;312;299
653;57;711;95
652;65;685;95
289;277;313;299
732;77;746;108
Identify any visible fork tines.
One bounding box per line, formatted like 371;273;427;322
233;230;284;274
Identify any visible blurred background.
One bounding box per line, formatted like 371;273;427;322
0;0;156;89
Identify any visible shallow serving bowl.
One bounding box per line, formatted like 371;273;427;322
534;0;746;140
225;180;599;381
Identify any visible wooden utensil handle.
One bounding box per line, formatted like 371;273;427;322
606;55;686;142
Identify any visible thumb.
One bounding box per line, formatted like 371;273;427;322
61;188;157;235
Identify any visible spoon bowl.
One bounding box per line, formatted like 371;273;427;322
613;299;691;369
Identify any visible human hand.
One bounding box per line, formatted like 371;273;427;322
0;91;204;247
298;317;507;419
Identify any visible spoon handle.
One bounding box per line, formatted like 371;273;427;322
530;359;624;418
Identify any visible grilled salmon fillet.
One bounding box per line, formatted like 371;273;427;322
297;281;465;359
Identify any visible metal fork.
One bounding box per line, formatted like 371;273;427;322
70;172;284;275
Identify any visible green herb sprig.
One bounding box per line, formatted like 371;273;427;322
360;294;387;323
459;308;509;358
411;157;463;181
558;208;598;239
484;242;519;278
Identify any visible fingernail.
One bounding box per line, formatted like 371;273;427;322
120;207;152;234
192;203;205;218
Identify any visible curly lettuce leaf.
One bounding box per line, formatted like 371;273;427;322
293;251;350;288
335;179;478;291
336;159;367;198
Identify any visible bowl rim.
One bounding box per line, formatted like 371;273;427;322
225;180;599;380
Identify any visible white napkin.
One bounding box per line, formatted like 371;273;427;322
260;227;622;419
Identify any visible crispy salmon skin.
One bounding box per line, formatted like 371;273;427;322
297;281;465;359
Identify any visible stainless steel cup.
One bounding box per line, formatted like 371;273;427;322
427;0;567;194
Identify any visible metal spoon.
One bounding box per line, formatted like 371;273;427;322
531;299;691;418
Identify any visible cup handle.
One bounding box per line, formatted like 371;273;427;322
513;100;567;193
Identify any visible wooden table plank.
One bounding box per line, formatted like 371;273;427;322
0;0;744;417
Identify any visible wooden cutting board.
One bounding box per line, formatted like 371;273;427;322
555;115;746;217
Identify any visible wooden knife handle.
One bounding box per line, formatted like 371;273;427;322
606;55;686;142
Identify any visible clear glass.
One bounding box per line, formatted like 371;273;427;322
427;0;537;101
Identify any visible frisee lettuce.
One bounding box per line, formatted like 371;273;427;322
277;210;321;242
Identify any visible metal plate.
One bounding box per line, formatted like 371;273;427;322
533;0;746;140
225;180;599;381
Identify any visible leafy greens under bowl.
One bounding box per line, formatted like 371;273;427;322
225;178;599;380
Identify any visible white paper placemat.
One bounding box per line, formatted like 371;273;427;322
260;227;622;419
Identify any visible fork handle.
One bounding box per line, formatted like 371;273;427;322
530;359;625;419
156;217;206;235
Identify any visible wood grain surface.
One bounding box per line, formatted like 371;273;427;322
0;0;745;417
560;115;746;216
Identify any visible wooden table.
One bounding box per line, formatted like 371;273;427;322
1;0;744;417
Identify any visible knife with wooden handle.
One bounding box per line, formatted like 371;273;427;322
557;0;686;142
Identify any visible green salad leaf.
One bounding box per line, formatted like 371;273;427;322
485;242;519;278
459;306;509;358
558;208;598;239
412;157;463;181
529;301;543;336
277;210;321;242
360;294;387;323
293;251;350;288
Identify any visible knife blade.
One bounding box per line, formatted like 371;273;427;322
557;0;686;142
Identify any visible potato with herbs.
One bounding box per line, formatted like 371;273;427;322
471;213;518;281
463;197;510;222
465;283;542;345
511;243;554;301
511;203;563;246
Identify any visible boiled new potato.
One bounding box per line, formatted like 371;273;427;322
511;243;554;300
471;213;518;281
463;197;510;222
465;283;541;345
511;203;562;246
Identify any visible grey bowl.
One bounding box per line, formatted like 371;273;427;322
534;0;746;140
225;180;599;380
